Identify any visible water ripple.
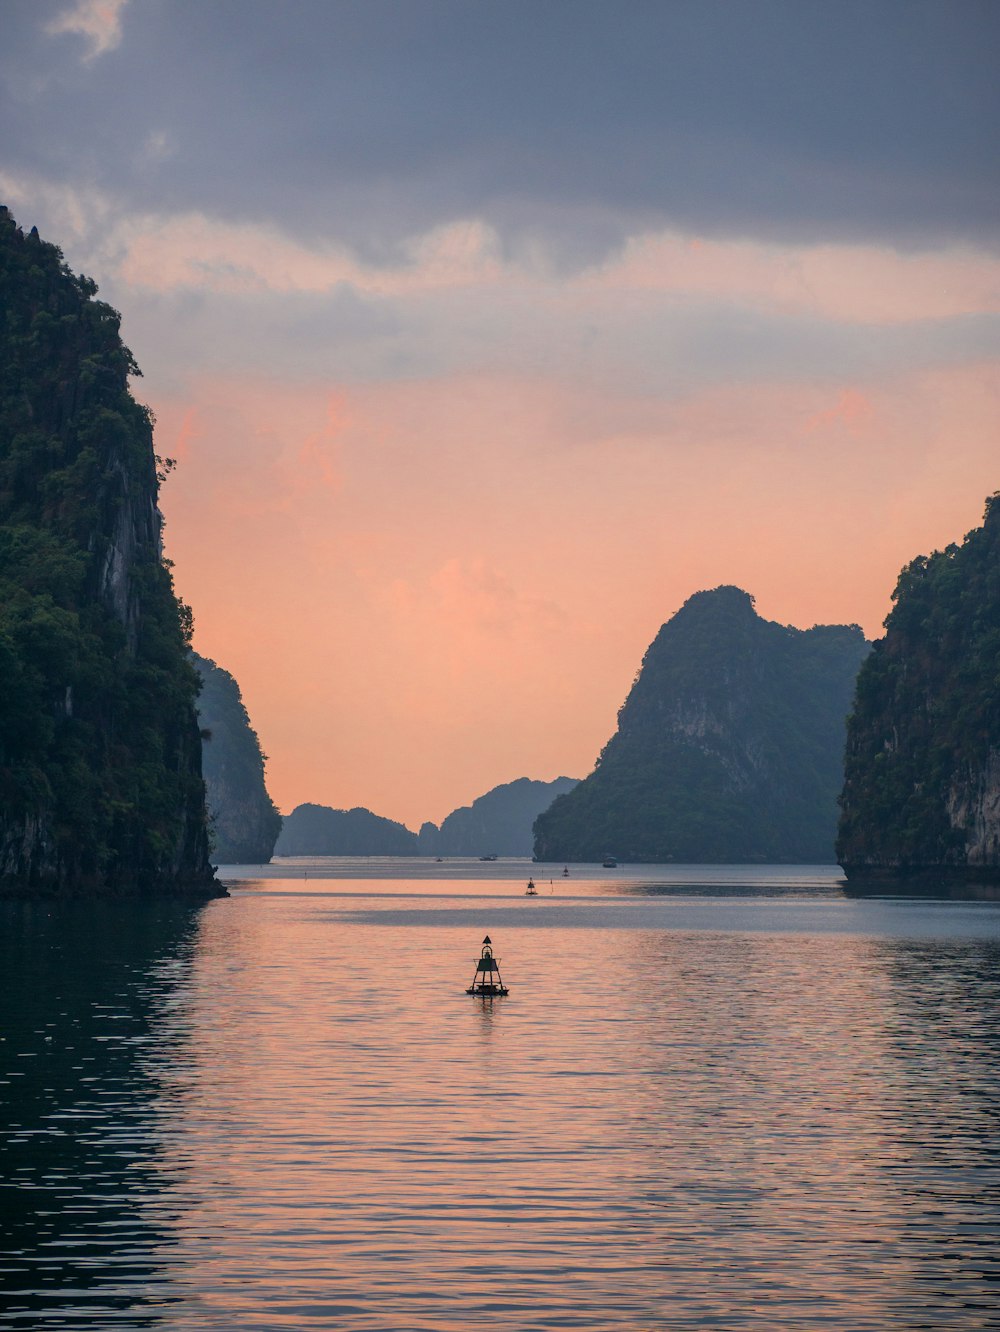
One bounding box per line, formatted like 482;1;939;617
1;881;998;1329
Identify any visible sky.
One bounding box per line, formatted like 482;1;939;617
2;0;998;828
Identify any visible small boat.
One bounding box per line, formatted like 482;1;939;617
562;866;569;876
602;857;618;868
525;878;537;896
479;853;498;861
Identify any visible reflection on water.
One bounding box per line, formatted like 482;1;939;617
0;900;204;1328
1;873;998;1329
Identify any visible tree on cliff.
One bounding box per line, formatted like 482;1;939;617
0;207;216;892
837;494;1000;875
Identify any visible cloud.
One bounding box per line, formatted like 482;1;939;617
4;175;994;414
4;1;999;259
139;129;175;165
804;389;876;437
44;0;129;61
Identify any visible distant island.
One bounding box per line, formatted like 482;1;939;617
193;654;282;864
276;804;418;856
838;494;1000;884
418;776;578;857
0;208;218;895
533;586;869;864
276;776;578;858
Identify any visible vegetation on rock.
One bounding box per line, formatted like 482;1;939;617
193;654;282;864
0;207;216;893
534;586;869;863
837;495;1000;876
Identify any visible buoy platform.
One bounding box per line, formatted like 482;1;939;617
466;935;509;995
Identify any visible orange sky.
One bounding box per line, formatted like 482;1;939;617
137;228;998;827
2;5;998;830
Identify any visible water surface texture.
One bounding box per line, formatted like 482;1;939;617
2;864;999;1329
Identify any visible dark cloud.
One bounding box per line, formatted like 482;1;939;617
2;0;998;258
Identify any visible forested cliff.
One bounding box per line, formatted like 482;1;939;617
193;654;282;864
534;587;869;863
0;208;218;894
837;495;1000;879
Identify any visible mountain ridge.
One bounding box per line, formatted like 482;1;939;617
275;776;579;857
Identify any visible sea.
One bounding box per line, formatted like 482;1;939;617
2;859;998;1330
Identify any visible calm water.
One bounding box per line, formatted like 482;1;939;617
2;861;999;1330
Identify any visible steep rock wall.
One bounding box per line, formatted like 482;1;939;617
0;207;217;894
194;654;282;864
838;495;1000;880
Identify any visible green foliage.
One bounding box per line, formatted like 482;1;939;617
837;495;1000;870
0;207;212;891
534;586;870;863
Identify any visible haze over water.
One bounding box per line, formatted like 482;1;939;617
2;863;998;1330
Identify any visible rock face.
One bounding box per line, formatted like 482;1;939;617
534;586;869;864
275;804;419;856
0;208;218;894
418;776;579;857
193;654;282;864
837;495;1000;880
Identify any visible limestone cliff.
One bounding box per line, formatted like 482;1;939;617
837;495;1000;880
0;208;218;894
534;587;869;863
193;654;282;864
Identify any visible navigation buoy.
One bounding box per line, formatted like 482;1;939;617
525;877;537;896
466;936;509;996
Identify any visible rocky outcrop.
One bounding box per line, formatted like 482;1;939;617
193;654;282;864
534;586;869;863
838;495;1000;882
0;207;219;895
946;750;1000;868
418;776;579;857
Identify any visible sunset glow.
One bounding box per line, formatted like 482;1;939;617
3;1;997;828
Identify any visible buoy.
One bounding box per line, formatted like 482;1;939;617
466;935;508;996
525;877;537;896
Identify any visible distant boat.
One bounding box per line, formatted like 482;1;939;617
435;856;443;862
479;854;498;861
525;878;538;896
602;857;618;868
